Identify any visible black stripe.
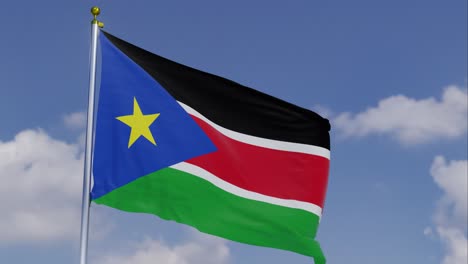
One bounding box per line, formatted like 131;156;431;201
102;31;330;149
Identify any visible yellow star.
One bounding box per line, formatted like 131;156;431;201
116;97;160;148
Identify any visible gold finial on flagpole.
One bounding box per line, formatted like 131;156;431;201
91;6;100;22
91;6;104;28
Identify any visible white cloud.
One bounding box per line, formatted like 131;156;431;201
96;232;230;264
431;156;468;226
430;156;467;264
437;227;467;264
64;111;87;130
0;129;84;242
334;85;467;144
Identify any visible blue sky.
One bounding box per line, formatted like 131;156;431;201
0;1;466;264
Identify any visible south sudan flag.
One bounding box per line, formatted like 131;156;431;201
92;31;331;264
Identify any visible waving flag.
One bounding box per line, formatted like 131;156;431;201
92;31;331;264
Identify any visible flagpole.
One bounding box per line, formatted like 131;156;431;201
79;7;102;264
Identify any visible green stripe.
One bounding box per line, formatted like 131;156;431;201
93;168;325;263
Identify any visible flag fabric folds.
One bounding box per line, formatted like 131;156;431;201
92;31;331;264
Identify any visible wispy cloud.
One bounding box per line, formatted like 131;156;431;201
311;104;334;119
63;111;87;130
333;85;467;144
95;232;230;264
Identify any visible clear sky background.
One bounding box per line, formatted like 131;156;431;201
0;1;466;264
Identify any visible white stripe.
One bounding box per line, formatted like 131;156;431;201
170;162;323;218
178;101;330;159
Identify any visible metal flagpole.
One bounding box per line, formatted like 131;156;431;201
79;7;103;264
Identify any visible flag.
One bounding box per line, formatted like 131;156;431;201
92;31;331;264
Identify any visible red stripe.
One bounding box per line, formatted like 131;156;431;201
187;115;330;207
